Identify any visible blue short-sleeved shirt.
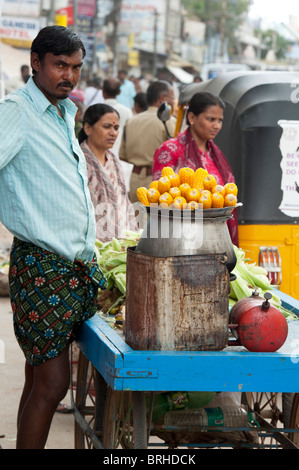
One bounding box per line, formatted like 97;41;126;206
0;77;96;262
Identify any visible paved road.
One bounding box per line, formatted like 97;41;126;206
0;224;74;449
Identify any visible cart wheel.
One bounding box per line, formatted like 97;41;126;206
74;351;107;449
289;393;299;446
242;392;284;447
102;388;148;449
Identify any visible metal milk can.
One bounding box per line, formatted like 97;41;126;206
135;206;237;275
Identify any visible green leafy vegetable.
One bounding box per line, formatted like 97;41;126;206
230;246;298;322
95;230;142;312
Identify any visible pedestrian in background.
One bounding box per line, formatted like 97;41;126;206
117;69;136;110
119;80;177;203
84;76;104;106
153;91;238;246
133;91;148;114
78;103;137;241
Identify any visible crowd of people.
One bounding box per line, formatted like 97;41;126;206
0;25;238;449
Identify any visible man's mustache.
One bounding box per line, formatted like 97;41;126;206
58;81;73;88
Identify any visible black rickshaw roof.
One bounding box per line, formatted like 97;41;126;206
179;71;299;114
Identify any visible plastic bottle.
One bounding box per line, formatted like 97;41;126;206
164;406;249;427
146;392;188;422
164;392;249;428
146;391;216;423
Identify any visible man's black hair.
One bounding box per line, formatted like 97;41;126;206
146;80;171;106
31;25;86;70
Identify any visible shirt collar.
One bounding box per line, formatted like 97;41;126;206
26;76;77;118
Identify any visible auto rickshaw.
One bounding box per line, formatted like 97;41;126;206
170;71;299;300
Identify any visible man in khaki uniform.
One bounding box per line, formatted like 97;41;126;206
119;80;176;203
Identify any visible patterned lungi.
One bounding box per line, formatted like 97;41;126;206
9;237;106;366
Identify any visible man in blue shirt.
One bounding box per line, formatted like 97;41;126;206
0;26;106;449
116;69;136;110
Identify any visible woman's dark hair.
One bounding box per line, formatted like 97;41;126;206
78;103;120;144
31;25;86;75
186;92;225;126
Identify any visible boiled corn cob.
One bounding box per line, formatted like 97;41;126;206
194;168;208;190
211;192;224;208
179;167;195;187
161;166;175;177
203;175;217;192
158;176;171;194
147;187;160;204
136;187;150;206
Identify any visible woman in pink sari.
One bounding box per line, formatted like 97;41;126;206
153;92;238;246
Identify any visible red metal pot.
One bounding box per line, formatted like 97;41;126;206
229;291;288;352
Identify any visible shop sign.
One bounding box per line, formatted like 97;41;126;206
0;16;40;41
278;119;299;218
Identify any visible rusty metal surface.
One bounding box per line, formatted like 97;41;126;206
125;248;230;351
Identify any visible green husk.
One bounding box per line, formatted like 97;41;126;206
95;230;142;311
230;246;298;322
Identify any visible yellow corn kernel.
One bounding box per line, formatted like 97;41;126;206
172;196;187;210
149;180;159;190
185;187;200;203
168;173;181;187
224;182;238;196
224;193;237;207
147;187;160;204
203;174;217;192
158;176;171;194
211;192;224;208
198;191;212;209
169;187;181;199
212;184;225;197
161;166;175;177
187;201;200;210
179;167;195;187
193;167;208;190
159;192;173;207
179;183;191;199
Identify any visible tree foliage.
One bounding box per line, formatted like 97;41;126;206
258;29;292;60
182;0;251;47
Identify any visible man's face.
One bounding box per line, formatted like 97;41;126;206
31;50;83;105
160;87;175;108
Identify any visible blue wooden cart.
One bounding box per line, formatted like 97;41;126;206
72;290;299;449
